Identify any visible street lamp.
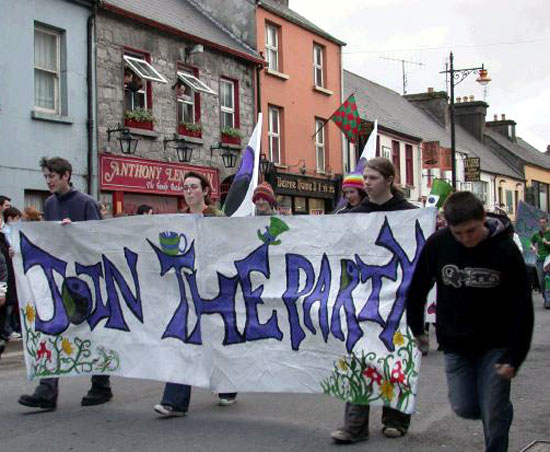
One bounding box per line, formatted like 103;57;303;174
107;124;139;154
163;134;194;163
440;51;491;188
210;142;239;168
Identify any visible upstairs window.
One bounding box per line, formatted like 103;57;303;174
268;106;281;164
313;44;324;87
315;119;326;173
34;26;61;114
220;78;239;129
123;55;167;83
405;144;414;186
265;23;279;71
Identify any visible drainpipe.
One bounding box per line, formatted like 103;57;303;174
86;1;97;195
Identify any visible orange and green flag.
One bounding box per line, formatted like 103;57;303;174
330;94;362;143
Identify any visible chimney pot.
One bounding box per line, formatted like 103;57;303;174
456;97;461;103
427;87;434;93
469;95;475;102
494;114;498;121
501;114;506;120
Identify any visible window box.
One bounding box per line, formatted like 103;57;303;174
124;108;155;131
221;134;241;145
179;122;202;138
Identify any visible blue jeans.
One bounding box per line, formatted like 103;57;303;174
444;349;513;452
160;383;237;412
36;376;111;401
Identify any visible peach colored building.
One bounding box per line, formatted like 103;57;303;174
256;1;346;214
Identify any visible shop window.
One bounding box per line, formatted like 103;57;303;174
34;24;64;115
175;68;215;136
313;44;325;88
268;106;281;164
294;196;307;214
315;119;326;173
309;198;325;215
276;195;292;215
265;23;279;71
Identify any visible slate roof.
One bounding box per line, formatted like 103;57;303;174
485;129;550;170
259;0;346;46
344;70;524;180
102;0;261;62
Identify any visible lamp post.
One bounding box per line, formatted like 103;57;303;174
107;124;139;154
440;51;491;188
163;134;194;163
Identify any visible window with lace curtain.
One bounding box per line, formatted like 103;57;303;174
34;25;61;114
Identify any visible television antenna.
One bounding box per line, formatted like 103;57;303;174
380;56;424;94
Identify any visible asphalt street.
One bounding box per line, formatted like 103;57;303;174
1;295;549;452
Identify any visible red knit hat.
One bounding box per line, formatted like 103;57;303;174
253;182;276;206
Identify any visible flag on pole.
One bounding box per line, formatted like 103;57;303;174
330;94;362;143
425;178;453;208
223;113;263;217
353;119;378;175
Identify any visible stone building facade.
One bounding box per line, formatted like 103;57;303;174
94;3;260;215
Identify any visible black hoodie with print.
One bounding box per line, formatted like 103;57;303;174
406;213;534;370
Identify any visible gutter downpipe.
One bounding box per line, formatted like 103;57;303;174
86;1;97;195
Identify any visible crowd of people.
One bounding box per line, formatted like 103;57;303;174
0;155;538;452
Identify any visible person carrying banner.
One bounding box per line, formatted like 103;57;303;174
154;171;238;418
253;182;277;216
407;191;533;452
18;157;111;411
530;216;550;304
334;174;367;214
331;157;416;443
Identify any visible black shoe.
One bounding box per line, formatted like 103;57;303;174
18;393;57;410
81;388;113;406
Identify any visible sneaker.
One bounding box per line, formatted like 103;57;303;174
81;388;113;406
8;331;22;340
218;394;237;406
154;404;187;418
18;393;57;410
382;426;406;438
330;428;369;443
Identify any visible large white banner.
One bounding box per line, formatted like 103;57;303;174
12;209;435;413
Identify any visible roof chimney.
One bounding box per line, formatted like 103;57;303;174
493;114;498;121
454;98;489;142
456;97;461;103
469;95;475;102
546;145;550;155
501;114;506;120
427;87;434;93
486;114;516;142
404;90;449;127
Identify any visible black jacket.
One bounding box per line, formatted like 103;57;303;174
406;214;533;369
350;192;416;213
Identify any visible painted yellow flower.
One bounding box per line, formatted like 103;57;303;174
337;359;349;372
393;331;405;347
380;380;394;401
25;304;36;323
61;338;73;355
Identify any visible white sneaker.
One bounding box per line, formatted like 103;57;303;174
153;404;186;418
8;332;22;340
218;396;237;406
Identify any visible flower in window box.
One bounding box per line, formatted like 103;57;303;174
178;122;202;138
124;108;155;130
221;126;242;144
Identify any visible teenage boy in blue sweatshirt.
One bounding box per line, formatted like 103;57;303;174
407;191;533;452
18;157;112;410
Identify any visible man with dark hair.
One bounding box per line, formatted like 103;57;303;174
3;207;22;226
18;157;111;411
136;204;153;215
0;196;11;229
406;191;533;452
1;207;22;339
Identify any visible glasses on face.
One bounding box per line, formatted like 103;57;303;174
183;184;201;191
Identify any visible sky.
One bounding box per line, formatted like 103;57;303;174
291;0;550;152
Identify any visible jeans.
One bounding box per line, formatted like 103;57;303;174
444;349;513;452
535;259;550;304
35;375;111;401
160;383;237;412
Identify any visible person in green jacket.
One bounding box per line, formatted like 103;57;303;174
530;216;550;305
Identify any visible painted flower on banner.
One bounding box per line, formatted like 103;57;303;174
337;358;349;372
37;341;51;362
25;304;36;323
380;380;394;401
61;338;73;356
390;361;405;384
362;366;383;385
393;331;405;347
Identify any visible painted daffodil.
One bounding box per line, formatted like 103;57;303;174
380;380;394;401
25;304;36;323
61;338;73;355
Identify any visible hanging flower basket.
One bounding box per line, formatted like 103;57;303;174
179;123;202;138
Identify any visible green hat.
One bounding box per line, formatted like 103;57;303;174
426;179;453;209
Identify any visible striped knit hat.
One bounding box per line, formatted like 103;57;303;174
253;182;276;206
342;174;366;191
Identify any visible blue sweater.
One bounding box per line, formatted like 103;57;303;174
44;189;101;222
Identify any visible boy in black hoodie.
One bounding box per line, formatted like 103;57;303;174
407;191;533;452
